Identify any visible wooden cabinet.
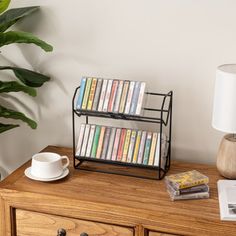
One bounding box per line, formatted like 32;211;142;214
16;209;133;236
1;146;236;236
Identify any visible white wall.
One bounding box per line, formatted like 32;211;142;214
1;0;235;178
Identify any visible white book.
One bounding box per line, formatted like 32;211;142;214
80;124;90;156
137;131;147;164
76;123;85;156
113;80;124;113
154;133;168;167
97;79;108;112
103;79;113;112
85;124;96;157
135;82;146;115
124;81;135;114
127;130;137;162
106;127;116;160
218;180;236;221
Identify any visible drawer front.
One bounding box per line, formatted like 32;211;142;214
149;231;178;236
15;209;133;236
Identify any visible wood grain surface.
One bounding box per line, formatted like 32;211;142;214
0;145;236;236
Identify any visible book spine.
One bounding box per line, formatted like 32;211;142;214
82;77;92;110
124;81;135;114
135;82;146;115
113;80;124;113
137;131;147;164
108;80;119;112
80;124;90;156
154;133;161;166
76;77;87;110
119;81;130;113
111;128;121;161
87;78;97;110
75;123;85;156
130;81;141;115
97;79;108;112
117;128;126;161
96;126;106;158
91;125;101;158
148;132;158;165
92;78;103;111
85;124;96;157
127;130;137;162
103;79;113;112
106;127;116;160
122;129;131;162
101;127;111;159
132;130;142;163
143;132;152;165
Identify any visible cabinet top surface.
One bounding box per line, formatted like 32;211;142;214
1;145;235;234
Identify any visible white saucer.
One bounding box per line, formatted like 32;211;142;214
24;167;69;182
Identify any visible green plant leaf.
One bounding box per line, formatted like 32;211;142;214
0;6;39;32
0;0;10;14
0;122;19;133
0;66;50;87
0;80;37;96
0;31;53;52
0;105;37;129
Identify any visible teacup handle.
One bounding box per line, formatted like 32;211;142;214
61;156;69;170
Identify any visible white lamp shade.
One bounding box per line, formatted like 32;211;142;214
212;64;236;133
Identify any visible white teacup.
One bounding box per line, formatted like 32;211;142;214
31;152;69;179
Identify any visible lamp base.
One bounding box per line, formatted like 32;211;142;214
216;134;236;179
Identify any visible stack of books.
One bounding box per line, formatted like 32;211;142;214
76;123;168;166
76;77;146;116
165;170;209;201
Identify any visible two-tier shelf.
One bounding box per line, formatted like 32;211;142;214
72;85;173;180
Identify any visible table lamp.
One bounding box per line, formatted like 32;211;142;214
212;64;236;179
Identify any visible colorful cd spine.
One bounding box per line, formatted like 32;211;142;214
122;129;131;162
91;125;101;158
124;81;135;114
111;128;121;161
132;130;142;163
75;123;85;156
97;79;108;112
136;82;146;115
82;77;92;110
113;80;124;113
106;127;116;160
143;132;152;165
127;130;137;162
101;127;111;159
85;124;96;157
119;81;129;113
137;131;147;164
117;128;126;161
148;132;157;165
96;126;106;158
76;77;87;110
80;124;90;156
108;80;118;112
92;78;103;111
103;79;113;112
87;78;97;110
130;81;141;115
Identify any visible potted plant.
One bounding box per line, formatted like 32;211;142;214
0;0;53;179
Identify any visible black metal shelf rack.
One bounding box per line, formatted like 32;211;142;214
72;85;173;180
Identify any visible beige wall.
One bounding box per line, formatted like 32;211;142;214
1;0;235;178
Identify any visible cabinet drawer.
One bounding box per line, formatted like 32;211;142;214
149;231;178;236
15;209;133;236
